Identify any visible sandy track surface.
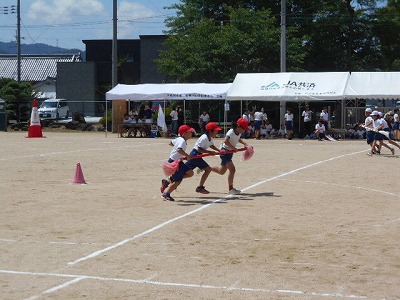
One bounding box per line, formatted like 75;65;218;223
1;131;399;299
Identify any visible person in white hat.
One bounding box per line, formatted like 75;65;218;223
364;108;375;156
374;111;398;155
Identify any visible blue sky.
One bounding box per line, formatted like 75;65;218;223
0;0;179;51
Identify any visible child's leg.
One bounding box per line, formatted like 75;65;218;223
226;162;236;190
199;166;212;187
165;181;181;195
183;169;194;179
211;165;227;175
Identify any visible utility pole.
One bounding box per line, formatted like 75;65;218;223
17;0;21;83
280;0;286;126
112;0;118;87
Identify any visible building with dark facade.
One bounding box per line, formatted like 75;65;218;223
57;35;168;116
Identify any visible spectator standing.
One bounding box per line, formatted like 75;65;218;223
170;107;179;136
253;107;266;140
177;106;184;127
199;111;210;134
302;105;313;138
284;108;294;140
144;105;153;124
241;109;251;139
393;108;399;141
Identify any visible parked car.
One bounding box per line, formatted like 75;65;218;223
38;99;69;120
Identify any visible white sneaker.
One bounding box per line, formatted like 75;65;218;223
229;188;241;195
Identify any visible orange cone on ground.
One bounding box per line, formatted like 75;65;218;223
27;99;44;138
72;163;87;184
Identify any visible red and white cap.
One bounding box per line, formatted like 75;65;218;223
178;124;195;136
205;122;222;131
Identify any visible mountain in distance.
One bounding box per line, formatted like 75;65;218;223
0;41;84;56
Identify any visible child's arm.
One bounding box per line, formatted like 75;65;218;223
177;148;190;160
197;147;219;155
238;138;248;147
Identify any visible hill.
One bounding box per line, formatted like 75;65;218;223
0;41;83;55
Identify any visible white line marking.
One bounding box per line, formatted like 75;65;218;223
0;142;163;161
49;241;100;245
277;179;400;198
68;150;365;266
0;239;16;242
25;277;85;300
1;269;366;299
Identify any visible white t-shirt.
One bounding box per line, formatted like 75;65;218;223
169;137;187;161
284;113;294;122
302;110;312;122
254;111;264;121
170;110;178;121
242;114;251;122
199;114;210;123
194;134;214;151
222;128;241;150
364;116;374;131
320;111;329;122
315;123;325;133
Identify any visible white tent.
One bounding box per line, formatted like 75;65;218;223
345;72;400;100
226;72;350;101
106;83;232;101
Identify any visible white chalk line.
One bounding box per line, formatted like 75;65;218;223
25;277;85;300
0;142;164;161
68;149;366;266
277;179;400;198
0;269;366;299
240;150;367;193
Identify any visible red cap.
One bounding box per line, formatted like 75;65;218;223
237;117;249;131
178;124;195;136
205;122;222;131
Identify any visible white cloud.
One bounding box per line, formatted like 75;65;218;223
27;0;105;24
117;1;157;38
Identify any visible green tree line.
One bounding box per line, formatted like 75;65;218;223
157;0;400;83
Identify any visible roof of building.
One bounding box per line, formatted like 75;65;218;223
0;53;82;82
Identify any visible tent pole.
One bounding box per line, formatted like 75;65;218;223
184;100;186;124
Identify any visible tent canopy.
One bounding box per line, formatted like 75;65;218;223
345;72;400;100
226;72;350;101
106;83;232;101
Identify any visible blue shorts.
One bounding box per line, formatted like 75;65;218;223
394;122;400;130
366;130;375;144
185;149;209;170
219;147;233;166
254;120;262;130
285;121;293;130
169;159;191;182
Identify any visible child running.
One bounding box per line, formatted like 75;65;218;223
160;125;195;201
211;118;249;195
185;122;222;194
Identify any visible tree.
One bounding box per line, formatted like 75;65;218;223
159;0;389;76
374;0;400;70
157;1;305;82
0;78;35;122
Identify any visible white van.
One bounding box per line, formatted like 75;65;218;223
38;99;70;120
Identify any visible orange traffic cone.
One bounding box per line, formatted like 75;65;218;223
72;163;87;184
27;99;45;138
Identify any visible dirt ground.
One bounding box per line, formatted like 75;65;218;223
1;130;399;299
